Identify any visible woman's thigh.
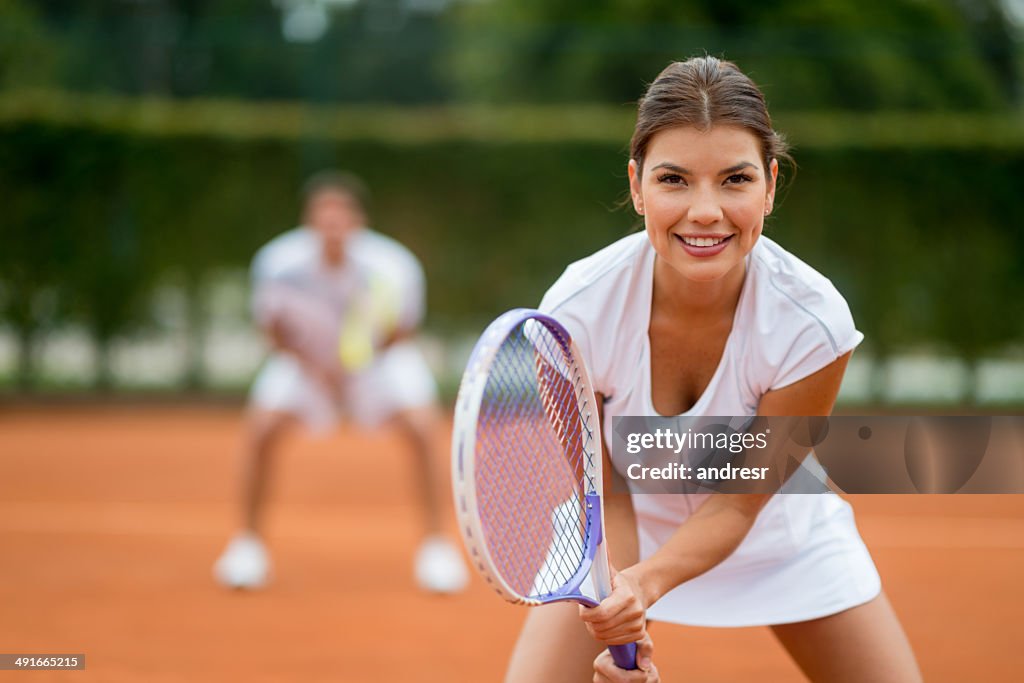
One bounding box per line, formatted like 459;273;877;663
506;602;605;683
770;592;921;683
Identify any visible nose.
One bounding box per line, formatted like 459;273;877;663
686;185;723;226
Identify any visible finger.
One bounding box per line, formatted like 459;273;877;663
588;603;645;629
589;617;644;637
581;588;645;627
636;634;655;672
592;652;613;683
595;644;660;682
588;614;645;638
594;663;652;683
593;628;646;646
579;588;633;623
588;616;647;642
592;651;625;683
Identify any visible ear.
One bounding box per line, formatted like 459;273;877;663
765;158;779;215
627;159;644;215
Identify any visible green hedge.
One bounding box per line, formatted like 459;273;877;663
1;120;1022;389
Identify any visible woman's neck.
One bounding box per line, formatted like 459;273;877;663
651;256;746;326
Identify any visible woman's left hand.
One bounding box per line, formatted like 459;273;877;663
593;631;659;682
579;568;647;645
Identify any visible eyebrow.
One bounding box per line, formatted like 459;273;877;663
649;161;759;175
720;161;759;174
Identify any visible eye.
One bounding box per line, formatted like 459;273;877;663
657;173;687;186
725;173;753;185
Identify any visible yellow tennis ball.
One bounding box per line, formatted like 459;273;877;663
338;325;374;371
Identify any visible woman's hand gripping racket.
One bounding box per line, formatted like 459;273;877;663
452;309;638;671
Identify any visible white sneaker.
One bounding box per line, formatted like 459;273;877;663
214;532;270;590
414;536;469;594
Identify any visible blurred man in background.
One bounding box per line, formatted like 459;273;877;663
214;170;467;594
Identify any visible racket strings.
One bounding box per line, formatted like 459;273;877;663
474;321;596;598
529;326;601;592
529;321;600;497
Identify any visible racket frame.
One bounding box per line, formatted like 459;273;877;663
451;309;613;607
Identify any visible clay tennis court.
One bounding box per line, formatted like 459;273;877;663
1;404;1021;682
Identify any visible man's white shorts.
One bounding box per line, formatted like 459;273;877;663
249;341;438;432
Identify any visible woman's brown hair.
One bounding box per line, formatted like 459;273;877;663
630;56;793;179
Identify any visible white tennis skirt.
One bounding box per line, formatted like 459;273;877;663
637;493;881;627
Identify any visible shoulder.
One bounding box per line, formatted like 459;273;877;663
539;232;650;393
349;229;423;274
749;236;859;354
539;231;648;316
350;229;417;260
257;227;316;258
742;235;863;391
252;228;317;279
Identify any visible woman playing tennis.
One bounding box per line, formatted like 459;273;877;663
509;56;922;682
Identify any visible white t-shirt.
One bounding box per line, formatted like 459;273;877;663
248;227;437;430
252;227;426;332
539;231;880;626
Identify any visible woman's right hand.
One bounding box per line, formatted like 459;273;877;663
592;632;658;683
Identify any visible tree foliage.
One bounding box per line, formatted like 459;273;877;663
6;1;1020;108
446;0;1020;109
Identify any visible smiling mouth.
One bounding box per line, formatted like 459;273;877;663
675;234;734;248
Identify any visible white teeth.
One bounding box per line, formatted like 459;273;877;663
681;235;726;247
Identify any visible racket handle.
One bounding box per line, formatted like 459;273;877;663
609;643;637;670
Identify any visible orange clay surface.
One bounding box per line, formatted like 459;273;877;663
1;404;1022;682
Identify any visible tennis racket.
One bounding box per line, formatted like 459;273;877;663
452;308;637;671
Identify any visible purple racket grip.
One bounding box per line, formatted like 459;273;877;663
609;643;638;670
